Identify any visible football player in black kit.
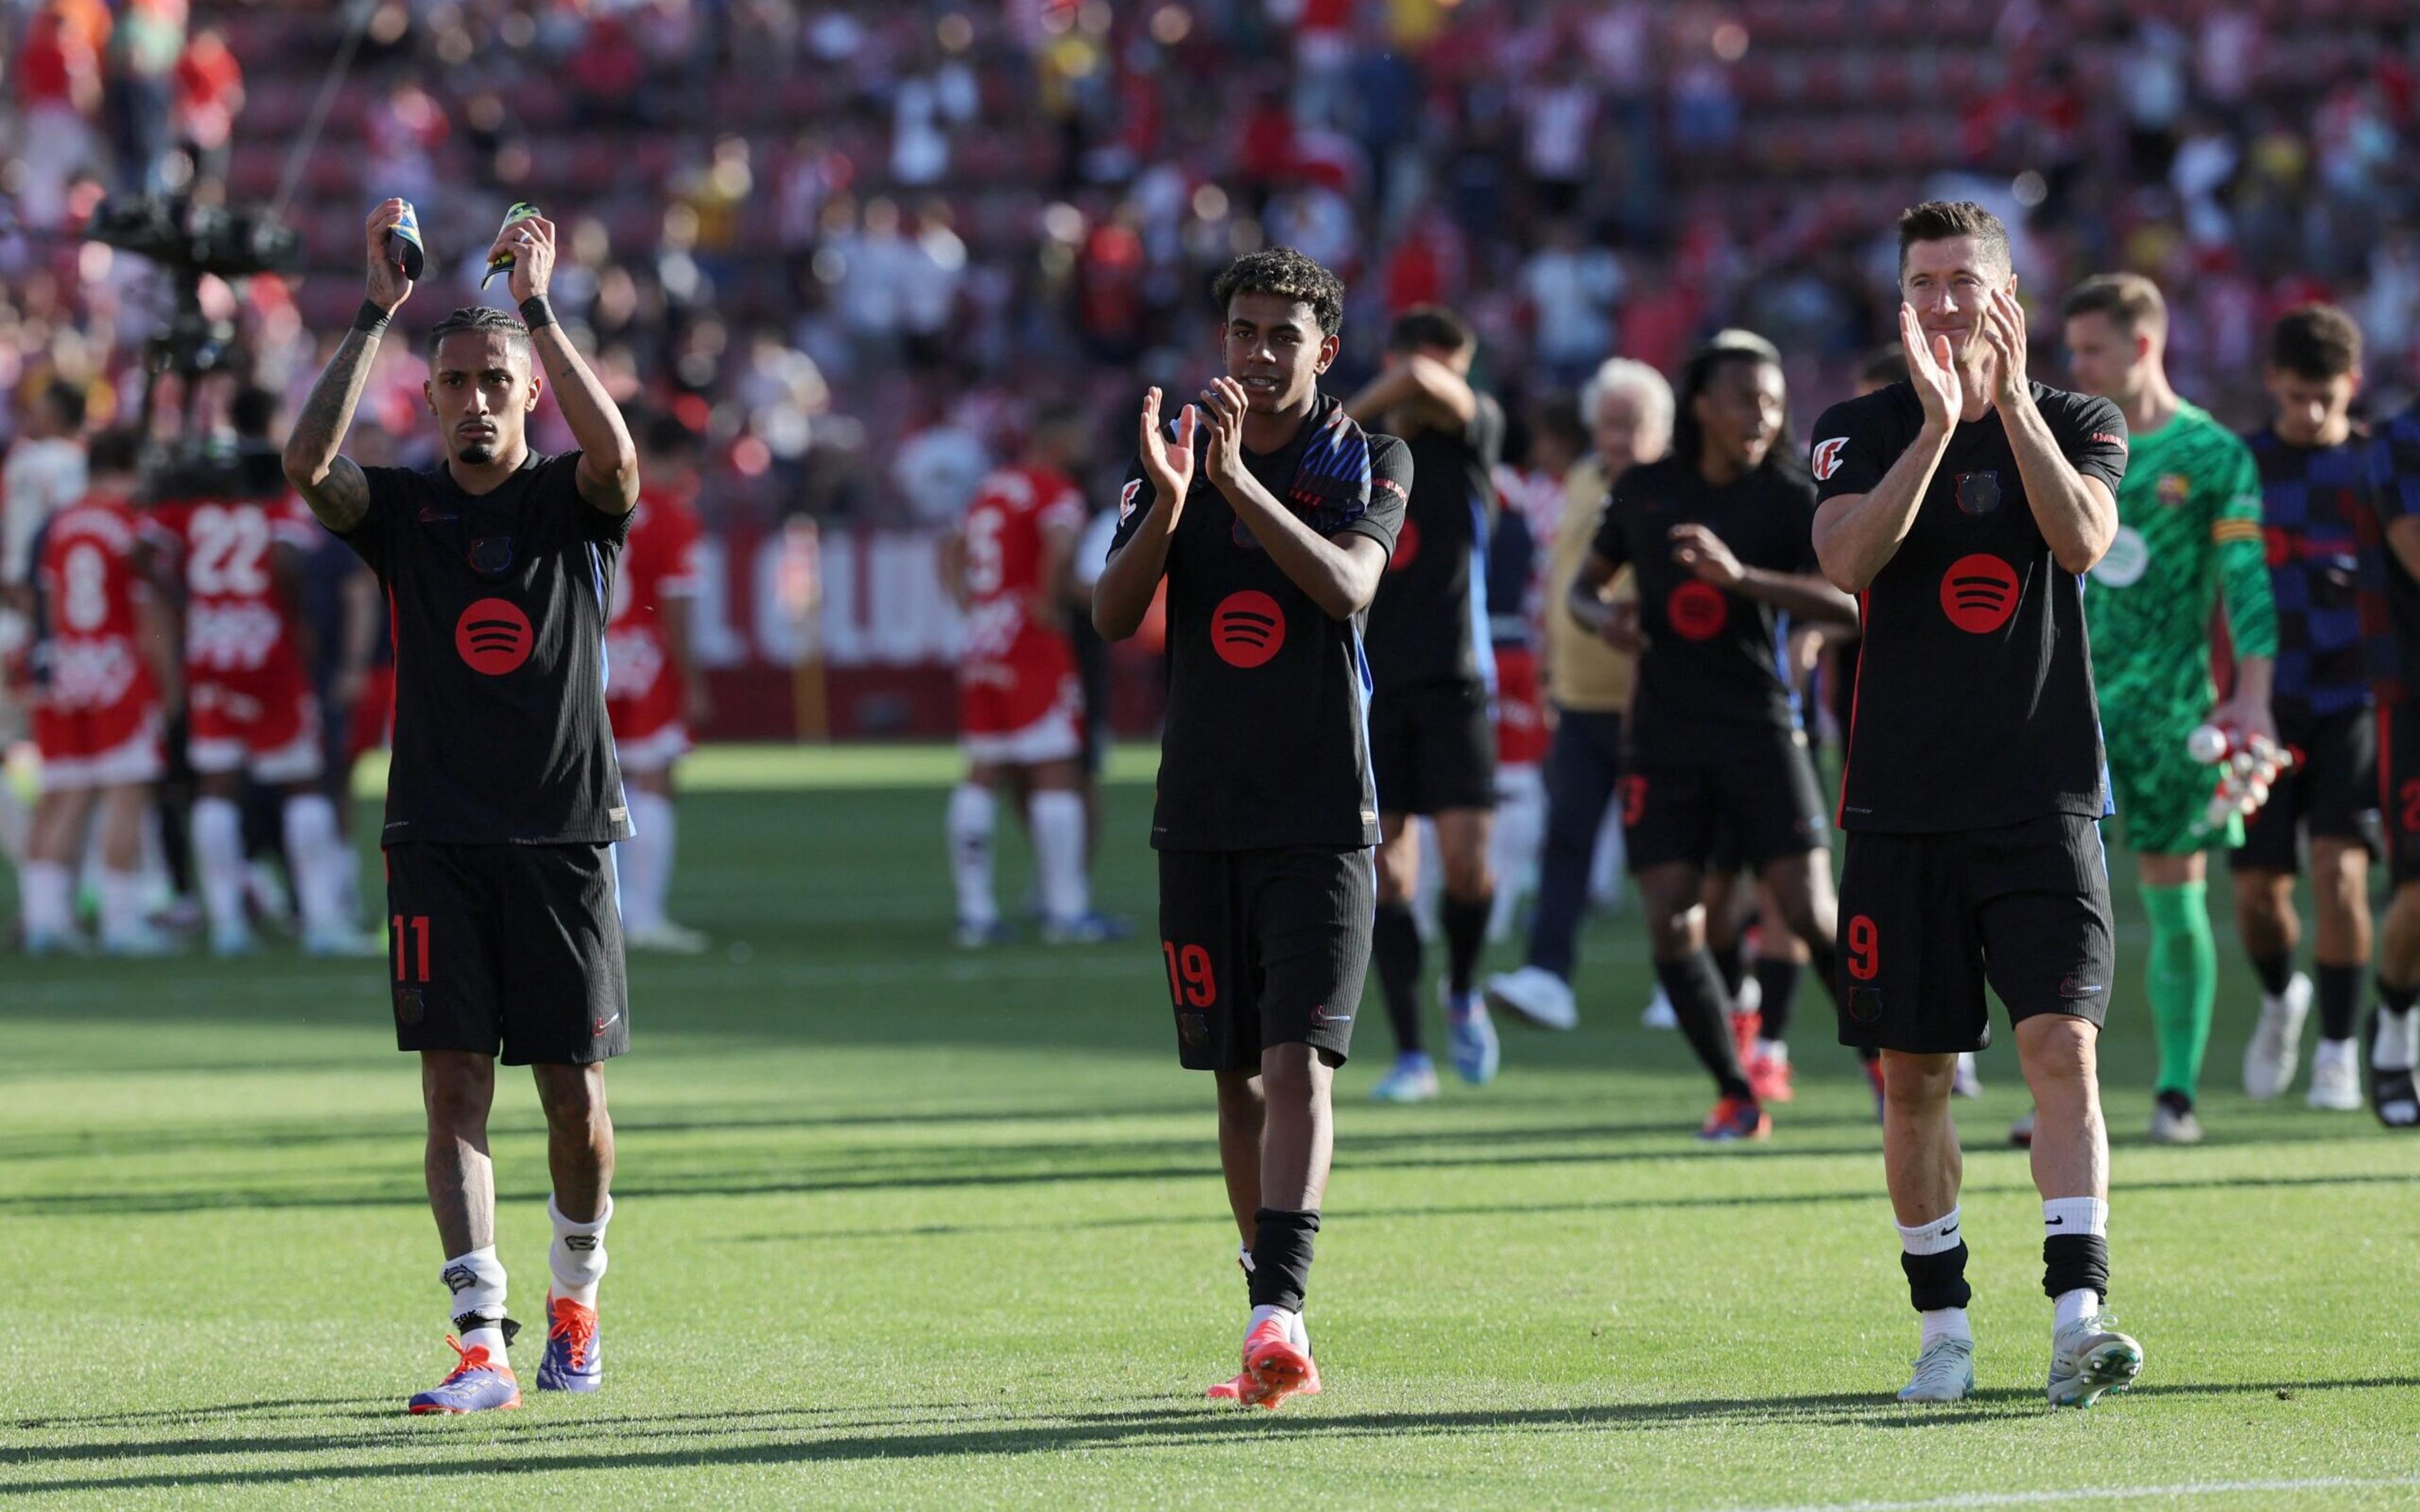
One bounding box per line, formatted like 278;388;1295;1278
1093;248;1409;1410
284;200;638;1413
1346;305;1506;1099
1809;201;2141;1407
1565;333;1859;1142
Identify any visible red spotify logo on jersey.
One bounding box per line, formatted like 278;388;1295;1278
455;598;534;674
1667;580;1729;640
1211;590;1285;668
1939;555;2019;634
1388;518;1421;571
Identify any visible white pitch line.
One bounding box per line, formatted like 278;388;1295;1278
1725;1475;2420;1512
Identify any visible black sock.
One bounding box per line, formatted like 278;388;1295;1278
1712;939;1746;1000
2317;961;2360;1041
1373;901;1424;1055
1902;1242;1973;1312
1441;893;1492;998
1248;1208;1320;1313
1656;950;1750;1101
1754;953;1803;1043
2383;976;2420;1015
2250;950;2293;999
2043;1234;2110;1303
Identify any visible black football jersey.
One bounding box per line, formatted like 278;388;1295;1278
1589;456;1821;764
1364;393;1504;691
1811;381;2128;833
337;450;633;845
1110;393;1410;850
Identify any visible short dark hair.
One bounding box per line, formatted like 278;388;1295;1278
2269;304;2363;381
230;386;280;439
40;378;86;432
1211;247;1345;338
1856;345;1910;389
1386;304;1475;357
1897;200;2011;278
641;412;699;459
1527;394;1587;461
427;305;533;365
1671;335;1789;479
86;426;144;477
2063;273;2167;338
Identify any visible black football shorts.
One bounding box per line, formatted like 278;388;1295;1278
384;842;629;1065
1835;814;2116;1055
1621;728;1829;875
2230;705;2380;874
2380;697;2420;886
1371;678;1497;816
1155;847;1374;1072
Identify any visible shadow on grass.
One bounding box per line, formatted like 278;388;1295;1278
9;1376;2418;1492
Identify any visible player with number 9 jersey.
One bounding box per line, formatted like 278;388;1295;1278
958;464;1087;760
146;491;325;782
35;486;163;788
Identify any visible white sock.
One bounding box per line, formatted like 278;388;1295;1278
548;1193;612;1309
2375;1007;2419;1073
1756;1038;1790;1065
1236;1242;1253;1273
441;1246;510;1358
1245;1302;1297;1342
2054;1288;2100;1331
621;790;675;932
1920;1307;1973;1348
0;771;26;866
192;797;248;941
2043;1196;2109;1239
1489;765;1543;940
282;793;345;934
98;867;147;942
21;859;72;939
1896;1206;1962;1256
948;783;997;927
1028;789;1088;923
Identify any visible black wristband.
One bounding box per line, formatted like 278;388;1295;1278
518;294;556;331
352;299;392;335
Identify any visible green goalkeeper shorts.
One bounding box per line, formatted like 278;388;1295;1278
2106;735;2240;857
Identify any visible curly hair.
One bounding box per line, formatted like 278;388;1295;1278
1211;247;1345;337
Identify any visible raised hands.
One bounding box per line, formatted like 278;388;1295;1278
1139;386;1198;506
1899;302;1961;432
365;199;417;313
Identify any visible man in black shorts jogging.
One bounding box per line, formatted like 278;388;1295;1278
1810;201;2141;1408
1347;304;1506;1097
1094;247;1408;1410
284;199;638;1413
1567;333;1858;1141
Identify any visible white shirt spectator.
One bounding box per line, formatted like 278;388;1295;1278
1522;242;1624;370
2;437;87;587
892;421;990;527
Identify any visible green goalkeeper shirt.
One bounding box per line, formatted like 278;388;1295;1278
2083;398;2278;732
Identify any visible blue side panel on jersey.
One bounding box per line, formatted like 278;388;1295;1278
1467;489;1497;694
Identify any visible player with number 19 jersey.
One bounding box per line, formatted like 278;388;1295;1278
34;489;163;787
959;464;1087;762
146;493;325;782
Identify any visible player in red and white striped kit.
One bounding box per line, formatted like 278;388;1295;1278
606;414;712;953
942;401;1108;944
23;430;177;954
147;445;371;958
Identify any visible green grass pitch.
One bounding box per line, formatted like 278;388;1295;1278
2;745;2416;1509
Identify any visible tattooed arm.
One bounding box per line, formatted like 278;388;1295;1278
285;200;415;533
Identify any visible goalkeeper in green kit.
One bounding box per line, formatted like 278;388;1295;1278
2058;274;2279;1144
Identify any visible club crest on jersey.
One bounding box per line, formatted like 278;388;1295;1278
1812;437;1848;481
1940;553;2019;634
1118;478;1143;525
2157;472;2191;507
1955;471;2002;515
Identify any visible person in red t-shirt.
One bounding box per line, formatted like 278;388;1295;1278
24;429;177;953
606;413;712;953
940;399;1105;944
